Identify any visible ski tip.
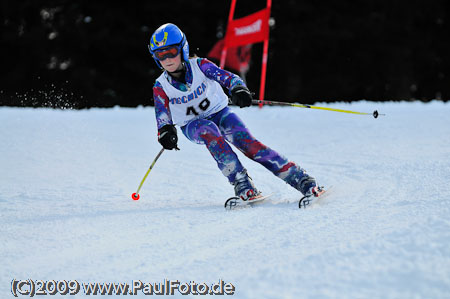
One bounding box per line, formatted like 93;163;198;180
131;193;140;200
224;194;272;210
224;197;240;210
298;186;331;209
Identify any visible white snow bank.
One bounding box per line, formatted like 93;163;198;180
1;101;449;298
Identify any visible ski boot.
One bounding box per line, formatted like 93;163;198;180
224;170;262;209
296;175;317;196
233;169;260;201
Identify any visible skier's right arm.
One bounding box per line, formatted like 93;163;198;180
153;82;178;150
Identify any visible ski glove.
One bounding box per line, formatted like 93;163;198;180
158;124;179;150
230;85;253;108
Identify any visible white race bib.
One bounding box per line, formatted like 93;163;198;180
156;58;228;126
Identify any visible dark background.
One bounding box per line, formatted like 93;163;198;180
1;0;449;108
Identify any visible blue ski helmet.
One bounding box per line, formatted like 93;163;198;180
148;23;189;69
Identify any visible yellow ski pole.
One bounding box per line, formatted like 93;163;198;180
132;148;165;200
252;99;385;118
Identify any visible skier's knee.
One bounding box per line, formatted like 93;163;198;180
197;122;222;143
182;120;222;145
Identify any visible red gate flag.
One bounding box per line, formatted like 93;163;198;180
224;8;270;48
220;0;272;103
207;39;252;74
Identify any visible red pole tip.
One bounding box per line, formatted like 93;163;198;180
132;193;140;200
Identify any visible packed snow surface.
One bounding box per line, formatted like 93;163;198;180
1;101;450;298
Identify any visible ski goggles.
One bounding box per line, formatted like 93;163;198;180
153;45;181;61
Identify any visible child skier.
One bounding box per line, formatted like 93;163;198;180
149;23;323;204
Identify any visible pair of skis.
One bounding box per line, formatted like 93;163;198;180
224;187;331;210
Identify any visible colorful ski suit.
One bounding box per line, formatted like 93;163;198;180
153;58;315;193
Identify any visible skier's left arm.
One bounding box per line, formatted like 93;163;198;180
197;58;253;108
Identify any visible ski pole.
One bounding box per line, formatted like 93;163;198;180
252;99;384;118
131;148;165;200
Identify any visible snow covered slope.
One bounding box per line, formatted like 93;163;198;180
1;101;450;298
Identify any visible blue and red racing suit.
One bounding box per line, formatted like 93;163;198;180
153;58;314;192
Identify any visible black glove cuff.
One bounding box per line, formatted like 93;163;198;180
231;85;250;96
